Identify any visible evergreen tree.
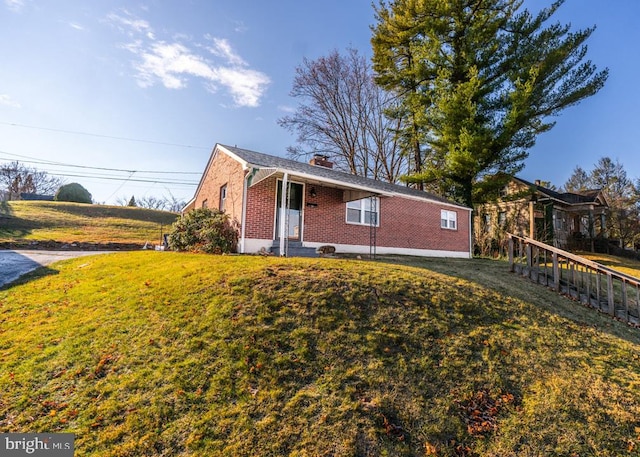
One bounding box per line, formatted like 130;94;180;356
372;0;608;207
128;196;137;207
54;183;92;204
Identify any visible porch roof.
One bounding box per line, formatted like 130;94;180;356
514;177;608;209
219;144;470;211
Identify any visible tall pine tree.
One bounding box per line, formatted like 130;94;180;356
371;0;608;207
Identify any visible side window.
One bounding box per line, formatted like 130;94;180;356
202;199;208;209
441;210;457;230
219;184;227;212
346;197;379;226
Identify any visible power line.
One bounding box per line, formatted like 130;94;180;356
0;151;202;175
0;121;211;150
44;171;198;186
0;148;201;201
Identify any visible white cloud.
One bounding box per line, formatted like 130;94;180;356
0;94;21;108
106;11;154;39
68;22;85;31
206;36;246;66
110;11;270;107
209;67;271;108
135;42;215;90
5;0;25;12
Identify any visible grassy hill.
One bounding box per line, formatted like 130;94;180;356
0;200;178;246
1;252;639;456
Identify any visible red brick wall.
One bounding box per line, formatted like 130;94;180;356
193;149;245;223
245;178;277;240
245;178;470;253
304;184;470;252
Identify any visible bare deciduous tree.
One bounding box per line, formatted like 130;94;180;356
0;161;63;200
116;193;186;212
565;157;640;249
278;48;407;183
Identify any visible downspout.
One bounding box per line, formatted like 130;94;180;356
240;169;251;254
469;208;473;258
279;172;289;256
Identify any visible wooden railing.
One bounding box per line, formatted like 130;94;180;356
508;233;640;326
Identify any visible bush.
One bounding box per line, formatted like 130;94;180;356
54;183;92;204
168;208;239;254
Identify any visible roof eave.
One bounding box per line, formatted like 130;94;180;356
247;165;470;210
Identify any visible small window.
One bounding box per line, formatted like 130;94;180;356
219;184;227;211
483;214;491;232
346;197;379;226
498;211;506;226
202;199;208;209
441;210;457;230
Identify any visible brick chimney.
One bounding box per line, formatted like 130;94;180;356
309;154;333;169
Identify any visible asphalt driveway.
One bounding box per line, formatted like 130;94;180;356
0;250;111;288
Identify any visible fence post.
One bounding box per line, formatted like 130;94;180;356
622;280;628;322
508;237;514;272
607;273;615;317
585;268;591;306
553;252;560;292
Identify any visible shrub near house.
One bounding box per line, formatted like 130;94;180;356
168;208;239;254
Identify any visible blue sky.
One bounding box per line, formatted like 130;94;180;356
0;0;637;205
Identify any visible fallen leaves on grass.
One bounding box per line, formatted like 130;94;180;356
89;353;118;379
456;390;515;436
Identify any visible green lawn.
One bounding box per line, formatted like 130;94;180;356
579;251;640;279
0;200;178;245
1;252;639;456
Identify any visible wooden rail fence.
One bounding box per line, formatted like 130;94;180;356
508;233;640;326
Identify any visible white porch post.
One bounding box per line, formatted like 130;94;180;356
279;173;289;256
240;171;250;253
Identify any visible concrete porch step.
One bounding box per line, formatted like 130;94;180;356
271;241;318;257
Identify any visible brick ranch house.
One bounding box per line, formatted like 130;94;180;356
185;144;472;258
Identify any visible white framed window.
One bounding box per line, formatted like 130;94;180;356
441;209;457;230
346;197;379;226
219;184;227;211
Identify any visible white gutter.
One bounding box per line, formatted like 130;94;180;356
278;172;289;256
240;170;250;254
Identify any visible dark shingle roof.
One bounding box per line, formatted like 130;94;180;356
220;144;469;209
514;177;606;206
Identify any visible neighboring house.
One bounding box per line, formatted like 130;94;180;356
19;193;54;201
475;176;608;252
186;144;472;258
